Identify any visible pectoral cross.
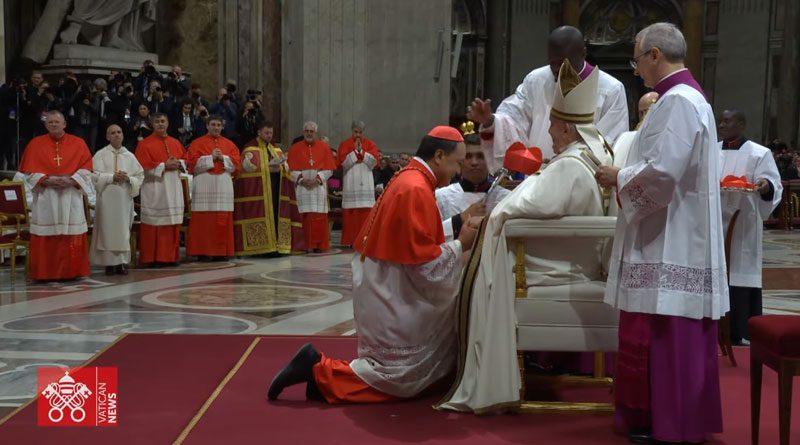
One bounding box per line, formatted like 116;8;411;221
53;141;62;166
309;158;315;166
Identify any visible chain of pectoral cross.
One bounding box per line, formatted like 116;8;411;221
53;141;62;166
308;144;315;166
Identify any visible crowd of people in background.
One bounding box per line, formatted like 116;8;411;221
0;61;272;169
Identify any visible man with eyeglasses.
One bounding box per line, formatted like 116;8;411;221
468;25;628;172
596;22;727;444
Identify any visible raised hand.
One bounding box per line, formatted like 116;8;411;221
467;98;494;127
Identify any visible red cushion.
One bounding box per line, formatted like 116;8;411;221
749;315;800;358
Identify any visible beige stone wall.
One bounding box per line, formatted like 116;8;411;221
157;0;220;99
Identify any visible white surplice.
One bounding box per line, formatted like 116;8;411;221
480;64;628;171
607;130;638;217
25;170;93;237
719;140;782;288
140;160;185;226
437;141;606;412
435;181;511;241
290;169;333;213
192;155;236;212
604;84;729;320
89;144;144;265
341;150;377;209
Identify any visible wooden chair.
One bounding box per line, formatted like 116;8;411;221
0;181;30;281
507;216;619;413
718;209;741;366
750;315;800;445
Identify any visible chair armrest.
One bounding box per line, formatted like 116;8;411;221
504;216;617;239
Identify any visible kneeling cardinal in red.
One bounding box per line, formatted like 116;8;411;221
268;126;480;403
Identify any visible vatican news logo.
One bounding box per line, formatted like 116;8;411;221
37;367;118;427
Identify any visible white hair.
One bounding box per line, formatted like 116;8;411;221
303;121;318;131
94;78;107;90
351;120;365;130
636;22;686;62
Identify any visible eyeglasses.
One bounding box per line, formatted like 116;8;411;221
629;49;653;69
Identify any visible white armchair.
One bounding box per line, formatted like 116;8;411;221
504;215;619;412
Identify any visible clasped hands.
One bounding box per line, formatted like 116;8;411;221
212;148;224;162
165;157;183;171
43;176;78;189
300;176;320;189
113;171;129;183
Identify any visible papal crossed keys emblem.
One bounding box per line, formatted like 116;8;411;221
41;371;93;423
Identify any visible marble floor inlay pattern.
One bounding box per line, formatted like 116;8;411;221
0;229;798;412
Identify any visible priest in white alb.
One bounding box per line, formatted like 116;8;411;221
336;120;380;247
437;59;612;413
717;109;782;345
596;23;727;444
436;129;511;242
468;25;628;171
90;124;144;275
268;126;480;404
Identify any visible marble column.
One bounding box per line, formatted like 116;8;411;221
508;0;550;88
682;0;704;79
562;0;580;27
485;0;510;101
778;0;800;144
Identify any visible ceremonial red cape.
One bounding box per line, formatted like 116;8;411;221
336;137;380;167
135;134;186;170
287;140;336;171
187;134;241;175
355;158;444;264
19;134;92;175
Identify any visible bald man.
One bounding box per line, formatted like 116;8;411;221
637;91;659;127
90;125;144;275
469;25;628;170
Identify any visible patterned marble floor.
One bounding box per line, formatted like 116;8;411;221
0;229;798;413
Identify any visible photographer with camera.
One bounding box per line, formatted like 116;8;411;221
235;100;265;148
134;60;163;98
107;80;136;129
164;65;190;102
170;98;205;147
189;83;210;110
70;79;100;152
209;87;239;141
145;79;173;116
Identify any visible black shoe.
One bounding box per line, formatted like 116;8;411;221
105;266;115;276
116;264;129;275
305;379;325;402
267;343;321;401
628;428;653;444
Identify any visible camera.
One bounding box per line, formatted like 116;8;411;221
221;94;230;102
114;73;125;83
167;71;177;79
155;86;162;93
124;86;134;95
191;91;200;99
199;109;208;117
144;65;157;75
247;108;258;116
225;83;237;93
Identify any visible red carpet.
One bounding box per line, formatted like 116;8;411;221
0;335;797;444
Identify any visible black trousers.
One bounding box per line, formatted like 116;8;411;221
729;286;763;343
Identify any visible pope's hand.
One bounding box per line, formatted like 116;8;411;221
458;219;479;251
755;178;771;195
461;201;487;222
467;98;494;127
595;165;620;188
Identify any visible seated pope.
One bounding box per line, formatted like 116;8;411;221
436;59;614;413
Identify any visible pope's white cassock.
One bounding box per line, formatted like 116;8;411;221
480;62;627;171
436;180;511;241
438;62;611;413
719;140;782;288
89;144;144;265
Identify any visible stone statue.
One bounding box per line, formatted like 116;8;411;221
22;0;158;64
